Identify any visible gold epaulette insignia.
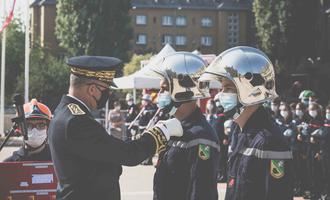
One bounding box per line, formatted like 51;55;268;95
67;103;86;115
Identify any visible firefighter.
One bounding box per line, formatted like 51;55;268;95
4;99;52;162
124;93;139;141
199;46;294;200
146;52;220;200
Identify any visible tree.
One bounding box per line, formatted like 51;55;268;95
55;0;132;62
16;45;70;111
0;19;25;104
123;53;153;76
253;0;291;63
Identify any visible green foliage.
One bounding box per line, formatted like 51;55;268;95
0;19;25;104
55;0;132;62
253;0;291;62
16;45;70;110
123;53;153;76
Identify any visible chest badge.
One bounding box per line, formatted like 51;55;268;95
228;178;235;188
270;160;285;179
68;103;86;115
198;144;210;160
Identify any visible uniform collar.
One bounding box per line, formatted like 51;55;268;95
60;95;91;115
181;107;203;128
66;94;91;112
241;106;273;132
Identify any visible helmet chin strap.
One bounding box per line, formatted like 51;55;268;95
163;101;184;116
226;103;244;119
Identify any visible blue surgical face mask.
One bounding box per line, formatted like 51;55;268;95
157;91;172;109
302;99;309;106
218;92;238;112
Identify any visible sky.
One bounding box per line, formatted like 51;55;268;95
0;0;29;26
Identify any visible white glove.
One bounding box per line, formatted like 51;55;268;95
154;118;183;141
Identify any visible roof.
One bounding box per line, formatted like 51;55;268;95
217;0;252;11
30;0;56;7
30;0;251;10
132;0;252;11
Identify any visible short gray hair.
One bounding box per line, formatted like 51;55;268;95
70;74;93;88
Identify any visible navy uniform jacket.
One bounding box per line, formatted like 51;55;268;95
3;145;51;162
225;107;294;200
48;95;158;200
153;108;220;200
125;104;139;123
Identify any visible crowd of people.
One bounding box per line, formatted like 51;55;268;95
3;46;330;200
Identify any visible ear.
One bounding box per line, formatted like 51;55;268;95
87;84;96;96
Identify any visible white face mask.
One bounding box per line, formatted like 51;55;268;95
115;106;121;111
309;110;318;118
280;110;289;118
271;105;279;112
326;113;330;120
295;110;304;118
206;104;214;111
25;128;47;148
127;101;133;106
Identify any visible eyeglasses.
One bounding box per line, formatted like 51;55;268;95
87;83;109;93
27;122;47;131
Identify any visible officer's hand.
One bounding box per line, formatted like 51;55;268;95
310;136;315;144
154;118;183;141
223;139;229;145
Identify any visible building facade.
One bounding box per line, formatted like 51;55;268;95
131;0;253;54
30;0;59;53
30;0;254;55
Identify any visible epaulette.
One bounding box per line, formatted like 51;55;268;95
67;103;86;115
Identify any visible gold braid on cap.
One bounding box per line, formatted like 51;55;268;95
144;127;168;154
71;67;116;83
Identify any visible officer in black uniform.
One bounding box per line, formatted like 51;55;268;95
138;94;157;133
48;56;184;200
124;93;139;141
322;105;330;199
211;94;228;182
4;99;52;162
306;102;324;199
199;46;294;200
145;52;220;200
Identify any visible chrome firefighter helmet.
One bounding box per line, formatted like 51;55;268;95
150;52;210;102
199;46;278;106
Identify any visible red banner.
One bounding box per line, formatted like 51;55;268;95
0;0;16;33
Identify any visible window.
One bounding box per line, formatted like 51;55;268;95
175;35;187;46
176;16;187;26
227;12;239;47
162;16;173;26
162;35;173;44
201;36;213;46
136;15;147;25
136;34;147;45
201;17;213;27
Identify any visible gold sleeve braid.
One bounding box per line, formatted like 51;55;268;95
144;127;168;154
